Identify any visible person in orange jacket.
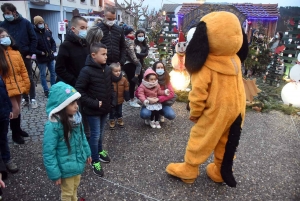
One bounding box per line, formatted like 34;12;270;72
0;27;30;145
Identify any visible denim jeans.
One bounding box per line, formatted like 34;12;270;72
22;56;36;101
87;114;108;162
109;104;123;120
140;105;176;120
0;120;10;163
38;60;56;92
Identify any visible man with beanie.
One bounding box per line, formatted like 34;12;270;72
0;3;38;108
33;16;57;98
98;6;126;66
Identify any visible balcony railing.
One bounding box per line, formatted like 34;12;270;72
30;0;50;6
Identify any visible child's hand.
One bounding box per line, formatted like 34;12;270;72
147;97;156;104
99;101;102;108
165;89;170;96
86;157;92;165
9;112;13;119
0;173;5;188
55;178;61;185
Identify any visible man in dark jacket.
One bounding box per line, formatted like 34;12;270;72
33;16;56;98
55;16;90;139
98;6;126;66
0;3;38;108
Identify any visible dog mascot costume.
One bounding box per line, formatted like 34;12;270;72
166;11;248;187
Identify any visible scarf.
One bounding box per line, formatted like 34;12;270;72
69;111;82;128
157;74;165;87
126;35;135;40
142;79;158;89
112;74;122;83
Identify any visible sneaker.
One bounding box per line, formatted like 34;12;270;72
31;99;38;109
160;116;165;123
149;120;156;128
92;161;104;177
44;91;49;98
21;99;29;107
129;100;141;108
99;150;110;163
144;119;150;125
109;120;115;130
155;121;161;129
117;118;124;128
5;160;18;173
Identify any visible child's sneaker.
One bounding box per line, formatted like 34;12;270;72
21;98;29;107
92;161;104;177
155;121;161;129
5;160;18;173
31;99;38;109
160;116;165;123
99;150;110;163
117;118;124;128
149;120;156;128
129;100;140;108
109;120;115;130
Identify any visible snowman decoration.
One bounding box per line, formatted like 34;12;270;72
169;30;191;91
281;53;300;107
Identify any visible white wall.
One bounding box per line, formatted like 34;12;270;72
0;1;29;21
62;0;99;10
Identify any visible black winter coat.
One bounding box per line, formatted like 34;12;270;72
98;23;126;65
0;76;12;121
134;41;149;68
55;30;89;87
34;26;56;63
0;13;37;56
75;55;113;116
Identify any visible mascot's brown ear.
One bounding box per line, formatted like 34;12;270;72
236;27;249;63
185;21;209;74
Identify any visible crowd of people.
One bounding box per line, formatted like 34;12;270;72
0;3;177;200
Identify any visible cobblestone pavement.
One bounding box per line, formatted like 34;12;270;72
3;83;300;201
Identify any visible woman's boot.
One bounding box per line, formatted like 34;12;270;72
10;118;24;144
17;114;29;137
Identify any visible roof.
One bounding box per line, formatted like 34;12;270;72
233;3;279;18
162;4;182;13
177;3;279;18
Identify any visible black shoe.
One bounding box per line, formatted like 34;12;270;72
20;130;29;137
92;161;104;177
131;76;139;85
44;91;49;98
12;135;24;144
99;150;111;163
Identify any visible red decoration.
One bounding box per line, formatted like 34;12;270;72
289;18;295;26
178;30;185;43
158;36;164;44
149;41;155;47
247;21;252;25
275;45;285;54
173;26;178;33
297;34;300;39
166;16;170;22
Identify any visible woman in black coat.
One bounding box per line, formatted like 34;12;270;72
134;29;149;83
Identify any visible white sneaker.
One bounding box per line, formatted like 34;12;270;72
155;121;161;129
21;98;29;106
160;116;165;123
31;99;38;109
149;120;156;128
129;100;140;108
144;119;150;125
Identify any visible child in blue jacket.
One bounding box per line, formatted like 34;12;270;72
43;82;91;201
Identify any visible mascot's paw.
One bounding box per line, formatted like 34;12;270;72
166;162;199;184
206;163;224;183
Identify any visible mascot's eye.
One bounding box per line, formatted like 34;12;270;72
184;43;186;47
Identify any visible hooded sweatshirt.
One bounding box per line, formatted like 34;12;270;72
43;82;91;181
137;68;166;103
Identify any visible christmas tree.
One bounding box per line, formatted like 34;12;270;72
265;54;284;86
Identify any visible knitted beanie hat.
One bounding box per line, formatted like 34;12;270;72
33;16;44;25
124;26;134;36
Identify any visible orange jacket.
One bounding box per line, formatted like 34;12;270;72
1;47;30;97
112;76;130;105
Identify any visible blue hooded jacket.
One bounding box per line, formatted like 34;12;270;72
43;82;91;180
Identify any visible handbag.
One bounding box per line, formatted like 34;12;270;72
162;93;177;106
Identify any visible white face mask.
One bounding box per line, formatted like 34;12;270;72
275;35;279;39
105;20;115;26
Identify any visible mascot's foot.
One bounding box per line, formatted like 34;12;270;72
206;163;224;183
166;162;199;184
